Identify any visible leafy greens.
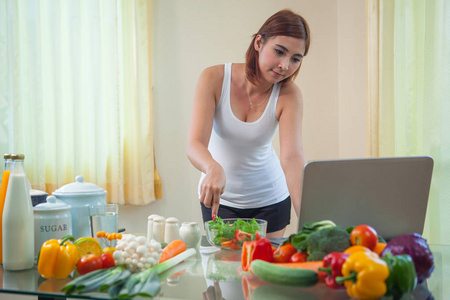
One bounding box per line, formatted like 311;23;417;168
208;217;260;246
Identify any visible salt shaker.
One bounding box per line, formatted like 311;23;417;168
152;216;166;243
179;222;201;248
164;217;180;244
147;214;159;242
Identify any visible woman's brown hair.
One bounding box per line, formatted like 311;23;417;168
245;9;311;85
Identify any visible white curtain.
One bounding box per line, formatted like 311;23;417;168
0;0;158;205
367;0;450;244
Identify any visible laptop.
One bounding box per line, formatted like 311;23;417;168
297;156;433;241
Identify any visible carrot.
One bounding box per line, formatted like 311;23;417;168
273;261;323;272
159;240;187;263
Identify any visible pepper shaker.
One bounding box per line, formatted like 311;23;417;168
147;214;159;242
164;217;180;244
152;216;166;243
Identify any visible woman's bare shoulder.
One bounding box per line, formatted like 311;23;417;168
275;81;303;119
280;81;302;99
278;81;303;110
195;65;226;103
198;65;224;83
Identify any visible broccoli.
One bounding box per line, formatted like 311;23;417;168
287;220;337;251
305;226;351;261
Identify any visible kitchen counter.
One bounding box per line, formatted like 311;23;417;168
0;238;447;300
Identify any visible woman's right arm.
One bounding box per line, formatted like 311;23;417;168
187;66;225;218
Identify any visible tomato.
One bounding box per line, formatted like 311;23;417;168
100;252;116;269
289;252;309;263
350;225;378;250
273;243;298;263
76;254;103;275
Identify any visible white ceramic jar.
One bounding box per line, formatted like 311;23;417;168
179;222;201;248
52;175;107;239
33;195;73;258
164;217;180;244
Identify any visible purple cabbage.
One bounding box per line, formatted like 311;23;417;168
381;233;434;283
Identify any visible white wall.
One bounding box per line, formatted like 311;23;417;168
119;0;367;238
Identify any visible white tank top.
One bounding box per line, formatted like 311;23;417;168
198;63;289;208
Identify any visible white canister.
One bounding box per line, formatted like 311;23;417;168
147;214;159;242
152;216;166;243
33;196;72;258
179;222;201;248
164;217;180;244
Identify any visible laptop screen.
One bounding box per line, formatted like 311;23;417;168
297;156;433;240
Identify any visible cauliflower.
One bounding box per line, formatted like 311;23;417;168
113;234;162;272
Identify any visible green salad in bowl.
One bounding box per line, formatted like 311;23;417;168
205;217;267;250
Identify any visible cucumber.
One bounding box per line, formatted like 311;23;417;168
250;260;319;287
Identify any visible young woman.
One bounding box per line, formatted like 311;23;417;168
187;9;311;238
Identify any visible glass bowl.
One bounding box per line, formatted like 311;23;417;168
204;218;267;250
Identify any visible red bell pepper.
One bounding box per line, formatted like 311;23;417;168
235;230;261;242
241;238;273;272
318;252;349;288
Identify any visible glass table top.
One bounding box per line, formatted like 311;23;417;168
0;242;448;300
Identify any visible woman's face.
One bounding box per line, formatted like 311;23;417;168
255;35;306;84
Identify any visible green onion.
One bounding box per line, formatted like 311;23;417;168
62;248;197;299
151;248;196;274
62;268;110;294
99;266;131;291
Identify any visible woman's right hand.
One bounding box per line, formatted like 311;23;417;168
200;164;226;219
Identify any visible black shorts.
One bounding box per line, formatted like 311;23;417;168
200;196;291;233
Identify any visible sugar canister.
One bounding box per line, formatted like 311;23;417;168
33;195;72;258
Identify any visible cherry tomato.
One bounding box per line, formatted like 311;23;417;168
350;225;378;250
289;252;309;263
273;243;298;263
76;254;103;275
100;252;116;269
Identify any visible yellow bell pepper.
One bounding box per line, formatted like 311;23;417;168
336;251;389;300
37;235;78;279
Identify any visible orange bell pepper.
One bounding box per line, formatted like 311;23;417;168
344;245;371;254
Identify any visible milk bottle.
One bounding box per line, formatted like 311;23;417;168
2;154;35;270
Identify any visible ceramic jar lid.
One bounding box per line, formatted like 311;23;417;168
52;176;107;196
34;196;71;212
30;189;48;197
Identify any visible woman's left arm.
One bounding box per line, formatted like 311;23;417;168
278;84;307;216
